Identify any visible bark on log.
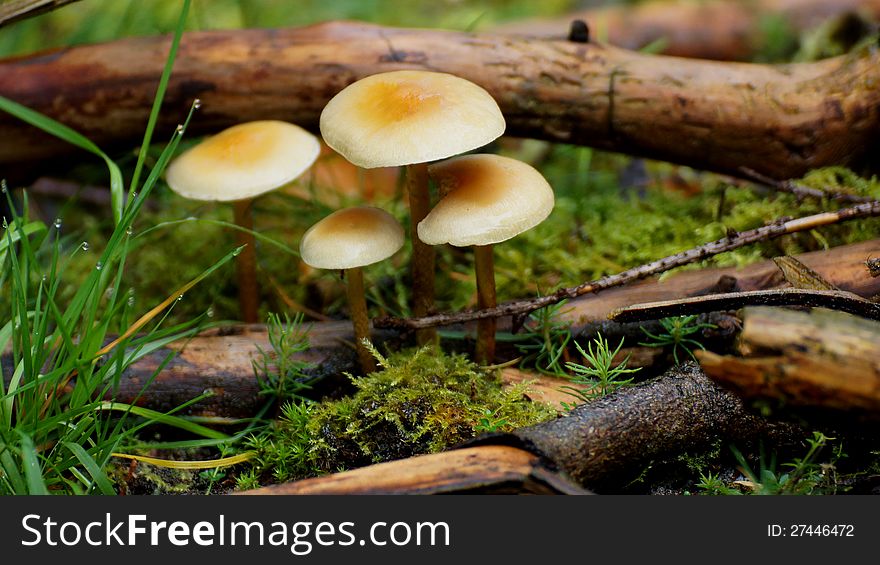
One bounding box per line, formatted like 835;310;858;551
496;0;880;61
698;306;880;416
244;362;802;494
0;21;878;180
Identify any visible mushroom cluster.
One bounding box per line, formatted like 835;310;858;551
320;70;506;345
167;70;553;374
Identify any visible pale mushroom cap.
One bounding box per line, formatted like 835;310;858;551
417;154;554;247
300;206;405;270
165;120;320;201
319;70;506;169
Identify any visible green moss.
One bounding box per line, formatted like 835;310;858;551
238;345;557;488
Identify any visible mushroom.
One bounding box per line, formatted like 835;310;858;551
319;70;505;343
300;206;404;374
417;154;554;364
166;120;320;323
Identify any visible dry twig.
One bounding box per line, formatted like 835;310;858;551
375;200;880;331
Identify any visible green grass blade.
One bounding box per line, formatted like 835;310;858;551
0;448;26;494
97;402;229;440
62;441;116;495
138;217;301;258
0;220;46;265
128;0;192;194
0;96;124;224
16;431;48;494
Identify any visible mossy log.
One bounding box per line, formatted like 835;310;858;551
698;306;880;416
497;0;880;61
244;362;801;494
0;21;878;179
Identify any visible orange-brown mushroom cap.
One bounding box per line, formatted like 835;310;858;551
300;206;405;270
166;120;320;201
319;71;505;168
417;154;554;247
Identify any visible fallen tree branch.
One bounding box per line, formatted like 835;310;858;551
698;307;880;416
0;21;878;179
243;362;803;494
375;201;880;331
494;0;880;61
610;288;880;323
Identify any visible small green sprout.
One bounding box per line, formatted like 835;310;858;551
560;333;641;406
639;315;716;364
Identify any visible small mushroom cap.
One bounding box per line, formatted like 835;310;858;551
166;120;320;201
319;70;505;169
300;206;405;270
417;154;554;247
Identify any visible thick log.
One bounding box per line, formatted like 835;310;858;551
240;445;588;495
698;306;880;415
497;0;880;61
244;362;802;494
0;21;878;179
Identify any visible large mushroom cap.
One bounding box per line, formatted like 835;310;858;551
417;154;554;247
166;120;320;201
319;70;505;169
300;206;405;270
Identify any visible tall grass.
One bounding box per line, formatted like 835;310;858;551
0;0;237;495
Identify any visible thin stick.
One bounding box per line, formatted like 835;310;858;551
374;200;880;330
406;162;436;345
232;198;259;324
737;167;872;204
346;267;377;374
474;244;496;364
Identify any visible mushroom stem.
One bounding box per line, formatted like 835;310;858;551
474;244;497;364
232;198;260;324
406;162;437;345
345;266;377;374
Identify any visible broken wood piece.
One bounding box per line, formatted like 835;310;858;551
1;21;878;181
698;306;880;416
772;255;840;290
610;288;880;323
239;444;588;495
